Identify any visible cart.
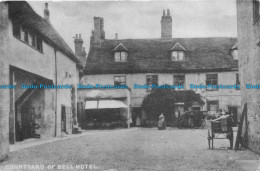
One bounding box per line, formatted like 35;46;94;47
207;116;233;149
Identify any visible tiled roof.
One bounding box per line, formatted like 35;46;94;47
85;37;237;74
8;1;83;68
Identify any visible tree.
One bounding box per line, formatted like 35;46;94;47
141;88;204;121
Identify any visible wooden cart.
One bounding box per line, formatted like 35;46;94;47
207;117;233;149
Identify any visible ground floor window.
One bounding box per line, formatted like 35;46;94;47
207;100;219;115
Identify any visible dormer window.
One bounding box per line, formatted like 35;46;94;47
171;51;185;61
113;43;128;62
114;52;127;62
231;43;238;60
171;42;186;61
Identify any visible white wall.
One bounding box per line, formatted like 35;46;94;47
81;71;241;112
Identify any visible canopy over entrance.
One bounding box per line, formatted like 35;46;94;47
85;100;127;109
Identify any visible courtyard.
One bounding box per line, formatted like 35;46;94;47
0;128;259;171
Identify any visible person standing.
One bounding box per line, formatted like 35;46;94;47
158;113;166;130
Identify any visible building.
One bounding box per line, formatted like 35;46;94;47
236;0;260;153
81;9;241;126
0;1;83;161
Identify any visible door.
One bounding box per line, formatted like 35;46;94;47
21;107;34;139
61;105;66;132
228;106;238;126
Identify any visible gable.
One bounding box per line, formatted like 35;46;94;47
171;42;186;51
113;43;128;52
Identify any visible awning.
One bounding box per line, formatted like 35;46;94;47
85;100;128;109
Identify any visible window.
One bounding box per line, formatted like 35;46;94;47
114;52;127;62
114;76;126;86
236;73;240;90
36;37;43;52
146;75;158;91
232;49;238;60
207;100;219;115
171;51;185;61
173;75;185;88
13;21;21;38
24;29;29;44
12;21;43;53
206;74;218;91
253;0;260;22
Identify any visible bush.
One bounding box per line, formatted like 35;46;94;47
141;88;204;122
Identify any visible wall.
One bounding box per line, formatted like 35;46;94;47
7;18;55;80
237;0;260;153
0;2;10;161
81;71;241;112
56;50;78;136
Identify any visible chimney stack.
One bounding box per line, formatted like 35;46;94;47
93;17;105;43
115;33;118;40
167;9;170;16
74;34;87;67
161;9;172;40
44;3;50;22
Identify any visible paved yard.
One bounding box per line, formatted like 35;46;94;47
0;128;259;171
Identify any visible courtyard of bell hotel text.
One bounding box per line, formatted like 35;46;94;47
0;0;260;171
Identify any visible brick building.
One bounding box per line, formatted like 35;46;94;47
0;1;82;161
81;10;241;126
237;0;260;153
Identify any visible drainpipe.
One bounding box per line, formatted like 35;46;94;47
54;48;58;137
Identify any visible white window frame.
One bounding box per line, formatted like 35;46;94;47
171;51;185;61
114;52;127;62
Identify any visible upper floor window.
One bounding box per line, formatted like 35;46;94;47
173;75;185;88
114;52;127;62
171;51;185;61
13;21;43;53
253;0;260;22
114;76;126;86
146;75;158;91
232;49;238;60
206;74;218;91
231;43;238;60
236;73;240;90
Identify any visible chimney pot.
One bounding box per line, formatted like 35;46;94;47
76;34;78;39
79;34;81;39
44;3;50;22
115;33;118;40
163;10;165;16
167;9;170;16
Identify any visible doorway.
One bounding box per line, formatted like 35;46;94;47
228;106;238;126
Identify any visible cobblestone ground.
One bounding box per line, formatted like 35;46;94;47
0;128;259;171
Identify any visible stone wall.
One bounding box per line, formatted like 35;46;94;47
0;2;10;161
237;0;260;153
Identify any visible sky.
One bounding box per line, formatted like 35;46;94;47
28;0;237;53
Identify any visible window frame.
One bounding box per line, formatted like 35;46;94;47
12;21;43;53
206;74;218;91
171;51;185;61
114;51;128;62
146;75;158;92
253;0;260;23
114;76;126;86
232;49;238;60
173;75;185;89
